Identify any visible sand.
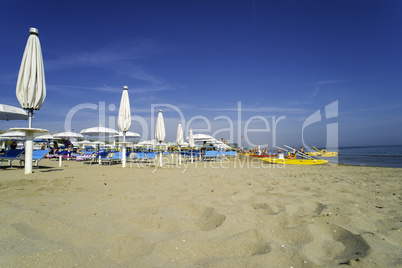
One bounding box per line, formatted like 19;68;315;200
0;156;401;267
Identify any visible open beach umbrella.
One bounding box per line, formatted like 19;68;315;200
188;128;195;163
80;126;118;140
0;132;25;149
77;140;92;143
113;131;140;139
11;27;48;174
0;132;25;151
77;140;93;144
192;133;213;141
53;131;84;139
34;134;57;140
176;121;184;165
155;110;165;167
185;133;215;145
0;131;25;139
90;140;106;145
118;86;131;168
0;104;28;121
34;134;57;148
137;140;156;147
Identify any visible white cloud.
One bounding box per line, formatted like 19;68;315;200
201;106;307;114
313;80;348;97
45;39;165;86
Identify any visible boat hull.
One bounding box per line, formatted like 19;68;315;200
262;158;328;165
250;154;276;158
307;147;338;157
306;152;338;157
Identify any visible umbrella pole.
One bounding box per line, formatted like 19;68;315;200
159;141;162;167
178;146;181;165
122;132;126;168
25;133;33;174
28;109;33;128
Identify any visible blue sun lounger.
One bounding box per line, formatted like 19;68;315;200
82;151;110;165
0;149;24;167
128;152;145;163
101;152;123;166
226;151;238;158
202;150;219;161
19;149;50;168
143;152;156;163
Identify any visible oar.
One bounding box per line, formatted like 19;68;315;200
284;145;316;160
276;146;297;158
276;146;307;160
285;145;317;160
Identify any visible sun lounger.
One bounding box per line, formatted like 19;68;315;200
45;154;59;159
101;152;124;166
143;152;156;163
82;151;111;165
19;149;50;168
129;152;145;163
0;149;24;167
75;152;95;161
184;151;200;162
202;150;219;161
226;151;238;158
126;152;136;162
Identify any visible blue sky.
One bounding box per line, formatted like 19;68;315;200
1;0;401;148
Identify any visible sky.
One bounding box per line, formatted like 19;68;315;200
1;0;401;148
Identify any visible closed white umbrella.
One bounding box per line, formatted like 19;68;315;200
176;121;184;165
188;128;195;163
0;104;28;121
11;28;48;174
118;86;131;168
155;110;165;167
188;129;195;148
16;28;46;126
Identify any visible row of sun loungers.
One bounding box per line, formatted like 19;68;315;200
0;149;238;168
76;151;158;166
201;150;238;161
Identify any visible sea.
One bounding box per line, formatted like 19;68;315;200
334;145;402;168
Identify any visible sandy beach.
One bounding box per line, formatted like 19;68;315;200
0;157;401;267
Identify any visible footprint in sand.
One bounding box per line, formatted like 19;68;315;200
196;207;226;231
193;229;271;266
251;202;282;215
285;200;327;217
11;222;47;240
302;223;370;265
